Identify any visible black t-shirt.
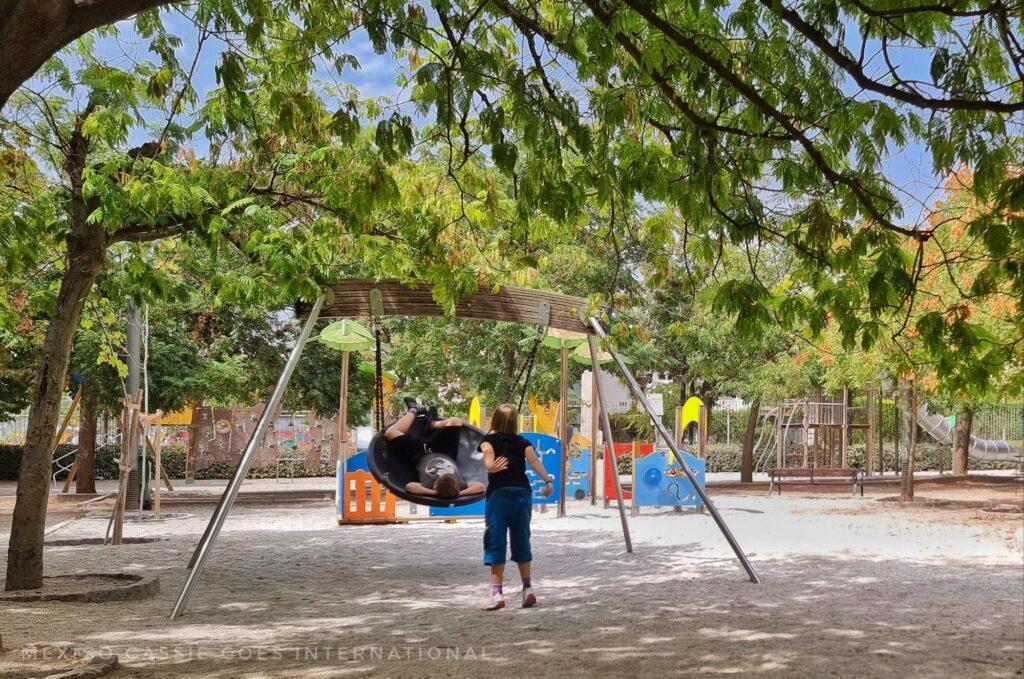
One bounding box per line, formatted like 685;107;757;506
387;433;428;464
416;452;468;491
480;432;533;496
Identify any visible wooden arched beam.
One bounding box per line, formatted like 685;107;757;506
298;278;591;334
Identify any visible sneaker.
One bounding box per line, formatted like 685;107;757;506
403;397;427;417
483;591;505;611
427;405;439;423
521;587;537;608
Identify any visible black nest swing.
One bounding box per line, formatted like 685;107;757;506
366;417;489;508
363;305;546;509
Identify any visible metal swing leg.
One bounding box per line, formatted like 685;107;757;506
171;296;326;619
589;317;761;584
588;335;633;553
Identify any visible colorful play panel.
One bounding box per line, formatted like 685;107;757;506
633;449;706;510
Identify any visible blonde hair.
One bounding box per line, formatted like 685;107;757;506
490;403;518;434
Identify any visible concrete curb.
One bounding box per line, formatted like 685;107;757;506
0;573;159;603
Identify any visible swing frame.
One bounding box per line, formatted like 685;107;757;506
170;279;759;619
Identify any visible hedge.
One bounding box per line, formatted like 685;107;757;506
0;444;337;481
1;441;1015;482
611;442;1017;475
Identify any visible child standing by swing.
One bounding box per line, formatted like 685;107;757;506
479;403;554;610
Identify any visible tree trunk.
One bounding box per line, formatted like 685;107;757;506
4;108;105;591
5;244;104;589
75;379;97;494
740;398;760;483
0;0;175;112
900;381;917;502
186;402;200;483
953;408;972;476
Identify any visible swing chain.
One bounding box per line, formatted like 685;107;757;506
506;324;545;413
374;321;385;433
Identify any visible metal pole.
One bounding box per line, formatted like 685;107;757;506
172;296;325;619
589;318;760;583
587;335;632;553
338;350;350;519
557;345;569;517
590;371;599;506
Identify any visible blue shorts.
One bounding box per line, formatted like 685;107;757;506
483;487;533;565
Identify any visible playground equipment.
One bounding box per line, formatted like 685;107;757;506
338;468;398;524
754;390;876;473
917;404;1022;463
564;432;592;500
171;280;759;619
335;451;400;524
366;418;490;508
603;442;654;507
632;449;706;513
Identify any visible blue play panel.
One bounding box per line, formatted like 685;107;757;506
520;432;563;505
633;449;705;508
564;446;591;501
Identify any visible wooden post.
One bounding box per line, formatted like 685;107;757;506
54;386;83;450
866;388;876;476
775;403;783;469
697;405;707;460
54;386;85;493
587;335;632;552
337;350;350;512
185;404;200;484
558;345;569;517
840;387;849;467
802;399;809;467
144;434;174;491
631;440;638;517
109;393;141;545
590;372;599;506
878;389;885;475
152;410;163;519
674;405;683;448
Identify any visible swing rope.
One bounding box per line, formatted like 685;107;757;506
506;325;546;413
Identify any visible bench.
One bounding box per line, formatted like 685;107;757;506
768;467;862;496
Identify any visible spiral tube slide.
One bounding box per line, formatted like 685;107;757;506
917;404;1022;463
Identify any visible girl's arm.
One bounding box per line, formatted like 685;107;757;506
481;441;509;473
405;482;437;496
460;481;485;496
524;445;553;496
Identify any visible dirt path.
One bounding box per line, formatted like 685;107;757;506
1;492;1021;678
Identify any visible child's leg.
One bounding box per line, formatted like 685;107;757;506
515;561;531;583
484;492;510;591
508;489;535;598
489;563;505;590
383;410;417;441
507;490;534;565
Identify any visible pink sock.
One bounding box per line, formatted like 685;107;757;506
491;584;502;595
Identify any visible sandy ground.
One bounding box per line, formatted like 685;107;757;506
1;483;1022;678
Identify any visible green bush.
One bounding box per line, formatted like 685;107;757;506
601;440;1017;475
0;444;337;481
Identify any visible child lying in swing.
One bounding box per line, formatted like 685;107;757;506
384;399;485;499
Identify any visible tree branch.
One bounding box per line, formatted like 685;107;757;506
607;0;926;239
761;0;1022;113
